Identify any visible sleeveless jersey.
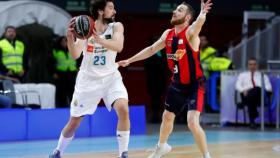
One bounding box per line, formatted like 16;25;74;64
80;22;118;77
165;27;204;84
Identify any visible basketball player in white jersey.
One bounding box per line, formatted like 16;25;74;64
49;0;130;158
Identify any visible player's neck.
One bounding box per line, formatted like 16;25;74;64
95;19;109;34
174;23;189;34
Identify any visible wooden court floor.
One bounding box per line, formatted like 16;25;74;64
60;140;280;158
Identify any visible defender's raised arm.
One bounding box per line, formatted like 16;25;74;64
187;0;213;38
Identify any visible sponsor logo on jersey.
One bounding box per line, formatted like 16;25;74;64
167;54;177;60
87;44;94;53
94;47;107;54
167;49;186;61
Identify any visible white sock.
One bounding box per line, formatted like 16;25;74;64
117;130;130;157
158;142;167;148
55;133;74;154
204;152;211;158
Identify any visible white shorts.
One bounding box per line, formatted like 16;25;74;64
70;71;128;117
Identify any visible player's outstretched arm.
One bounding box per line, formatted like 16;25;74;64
187;0;213;38
118;29;169;67
67;18;84;59
92;22;124;53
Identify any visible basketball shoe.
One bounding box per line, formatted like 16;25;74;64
49;149;61;158
147;143;171;158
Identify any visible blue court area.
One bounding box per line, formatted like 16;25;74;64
1;130;280;158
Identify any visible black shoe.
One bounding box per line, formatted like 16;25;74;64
49;150;61;158
118;151;128;158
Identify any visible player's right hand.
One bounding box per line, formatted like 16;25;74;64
66;17;76;41
201;0;213;14
68;17;76;30
117;60;130;67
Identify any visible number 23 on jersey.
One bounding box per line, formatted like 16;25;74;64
93;56;106;65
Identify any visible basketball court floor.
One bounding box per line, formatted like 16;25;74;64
0;125;280;158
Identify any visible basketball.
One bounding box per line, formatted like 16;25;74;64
73;15;95;39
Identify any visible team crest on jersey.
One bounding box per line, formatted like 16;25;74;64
178;39;183;44
166;49;186;61
89;38;94;44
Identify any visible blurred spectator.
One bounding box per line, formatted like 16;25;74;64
0;26;26;82
208;52;234;72
235;57;272;129
200;35;234;75
144;37;168;123
199;35;217;78
200;36;233;112
51;36;77;108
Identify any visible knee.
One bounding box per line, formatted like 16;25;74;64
162;112;174;122
187;118;200;132
115;101;129;119
119;106;129;117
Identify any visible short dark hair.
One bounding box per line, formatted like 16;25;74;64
248;57;258;63
181;2;195;23
89;0;114;20
5;26;16;33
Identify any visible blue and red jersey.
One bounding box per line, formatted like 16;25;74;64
165;27;204;84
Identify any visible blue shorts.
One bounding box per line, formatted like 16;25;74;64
165;80;205;115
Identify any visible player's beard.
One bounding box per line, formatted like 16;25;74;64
170;16;186;26
103;16;115;24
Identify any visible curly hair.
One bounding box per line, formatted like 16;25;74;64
89;0;114;20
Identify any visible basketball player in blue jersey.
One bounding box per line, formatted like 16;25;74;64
49;0;130;158
118;0;212;158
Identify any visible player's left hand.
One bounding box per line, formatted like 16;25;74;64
117;60;130;67
201;0;213;14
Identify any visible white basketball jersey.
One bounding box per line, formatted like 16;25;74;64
80;23;119;77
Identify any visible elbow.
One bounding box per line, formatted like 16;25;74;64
70;53;80;60
117;48;123;53
116;45;124;53
69;49;81;59
149;46;157;54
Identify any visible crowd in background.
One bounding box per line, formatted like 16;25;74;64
0;25;78;108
